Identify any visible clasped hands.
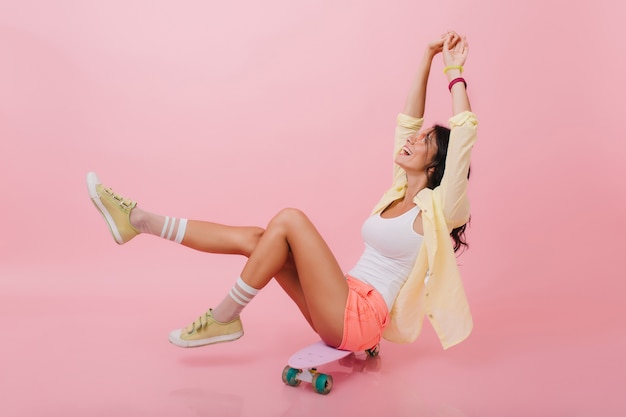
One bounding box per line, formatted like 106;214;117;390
427;31;469;69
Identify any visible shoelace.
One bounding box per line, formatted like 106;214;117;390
103;187;134;209
186;311;212;334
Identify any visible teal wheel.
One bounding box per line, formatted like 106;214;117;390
311;373;333;395
282;366;302;387
365;344;380;357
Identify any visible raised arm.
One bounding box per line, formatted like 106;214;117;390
403;33;460;118
442;35;471;115
435;34;477;231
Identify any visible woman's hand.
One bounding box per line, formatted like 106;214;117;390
427;32;460;57
443;33;469;68
403;31;463;118
442;33;471;114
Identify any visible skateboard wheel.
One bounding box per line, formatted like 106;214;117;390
365;344;380;357
282;366;302;387
311;373;333;395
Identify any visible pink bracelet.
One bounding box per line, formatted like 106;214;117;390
448;77;467;92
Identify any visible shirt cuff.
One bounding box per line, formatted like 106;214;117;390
397;113;424;130
448;111;478;128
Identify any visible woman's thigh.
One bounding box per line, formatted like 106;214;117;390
270;208;349;347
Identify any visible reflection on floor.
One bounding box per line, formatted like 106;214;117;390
1;266;624;417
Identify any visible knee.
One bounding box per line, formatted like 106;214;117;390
271;208;308;227
241;226;264;257
263;208;310;244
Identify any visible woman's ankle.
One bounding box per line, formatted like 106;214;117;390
128;207;149;233
130;208;188;242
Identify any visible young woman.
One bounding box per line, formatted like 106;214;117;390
87;32;477;352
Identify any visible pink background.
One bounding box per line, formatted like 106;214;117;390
1;1;625;416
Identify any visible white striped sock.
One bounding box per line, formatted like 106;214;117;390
157;216;188;243
229;286;252;306
166;217;176;240
236;276;260;296
212;277;261;322
229;277;259;307
160;216;170;238
174;218;188;244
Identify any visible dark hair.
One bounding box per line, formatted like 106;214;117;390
427;124;470;253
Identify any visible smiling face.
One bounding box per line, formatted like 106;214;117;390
395;128;439;175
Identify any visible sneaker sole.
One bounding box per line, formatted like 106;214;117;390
86;172;124;245
168;329;244;348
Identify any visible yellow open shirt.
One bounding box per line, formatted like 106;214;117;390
373;111;478;349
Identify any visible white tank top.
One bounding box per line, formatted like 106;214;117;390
348;206;423;309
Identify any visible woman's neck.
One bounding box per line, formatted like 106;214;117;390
403;174;429;204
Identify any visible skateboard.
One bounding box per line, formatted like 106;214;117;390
281;341;380;395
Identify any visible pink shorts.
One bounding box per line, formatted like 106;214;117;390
338;276;390;352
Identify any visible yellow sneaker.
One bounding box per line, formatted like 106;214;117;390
169;309;244;348
86;172;139;244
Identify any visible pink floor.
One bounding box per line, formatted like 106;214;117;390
2;259;624;417
2;1;626;416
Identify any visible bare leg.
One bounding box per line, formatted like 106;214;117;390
133;209;317;329
239;208;348;347
272;257;315;329
130;208;264;256
181;221;264;256
87;172;322;345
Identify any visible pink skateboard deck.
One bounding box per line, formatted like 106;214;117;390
282;341;380;394
288;341;351;369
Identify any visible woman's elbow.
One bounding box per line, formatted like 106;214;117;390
445;206;471;231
